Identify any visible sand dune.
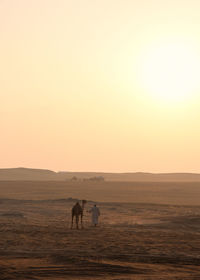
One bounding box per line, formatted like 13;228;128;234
2;168;200;182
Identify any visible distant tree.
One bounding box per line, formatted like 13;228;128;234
71;176;78;181
88;176;105;182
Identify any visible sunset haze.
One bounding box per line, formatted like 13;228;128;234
1;0;200;172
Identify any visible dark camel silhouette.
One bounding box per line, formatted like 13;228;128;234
71;200;87;229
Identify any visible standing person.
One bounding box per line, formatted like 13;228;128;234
90;204;100;227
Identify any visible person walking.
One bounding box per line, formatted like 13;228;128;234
90;204;100;227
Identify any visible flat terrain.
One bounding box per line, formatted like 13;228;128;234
0;181;200;279
1;180;200;205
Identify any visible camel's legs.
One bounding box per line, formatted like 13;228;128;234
71;214;74;229
81;214;84;229
76;215;79;229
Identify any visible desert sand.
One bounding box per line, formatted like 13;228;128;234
0;181;200;279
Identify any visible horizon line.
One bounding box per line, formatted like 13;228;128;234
1;167;200;175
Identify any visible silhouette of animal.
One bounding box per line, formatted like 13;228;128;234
71;200;87;229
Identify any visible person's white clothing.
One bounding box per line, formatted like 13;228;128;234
90;206;100;225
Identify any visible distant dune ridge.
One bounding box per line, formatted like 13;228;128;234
1;167;200;181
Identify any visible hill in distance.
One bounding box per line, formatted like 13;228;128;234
1;168;200;182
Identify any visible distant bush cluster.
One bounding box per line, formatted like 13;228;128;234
84;176;105;182
69;176;105;182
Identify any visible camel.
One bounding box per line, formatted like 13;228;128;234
71;200;87;229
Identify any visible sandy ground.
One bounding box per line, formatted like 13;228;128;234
1;180;200;205
0;181;200;279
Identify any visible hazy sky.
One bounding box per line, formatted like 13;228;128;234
1;0;200;172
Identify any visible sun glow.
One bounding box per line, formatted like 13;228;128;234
139;42;200;102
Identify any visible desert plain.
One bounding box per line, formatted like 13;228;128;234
0;180;200;279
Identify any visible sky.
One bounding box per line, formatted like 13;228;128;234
1;0;200;172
